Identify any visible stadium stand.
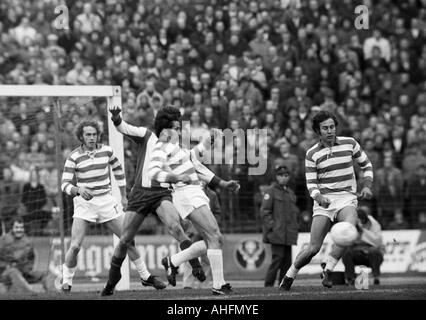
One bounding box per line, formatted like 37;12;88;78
0;0;426;235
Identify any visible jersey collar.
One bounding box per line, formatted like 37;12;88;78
78;143;102;154
319;136;342;148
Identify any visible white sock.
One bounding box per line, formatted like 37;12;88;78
170;240;207;266
132;257;151;280
206;249;226;289
325;256;339;271
286;264;299;279
62;264;76;286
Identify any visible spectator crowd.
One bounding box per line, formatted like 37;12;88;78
1;0;426;235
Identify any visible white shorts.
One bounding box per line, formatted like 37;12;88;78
73;194;123;223
313;193;358;222
172;185;210;219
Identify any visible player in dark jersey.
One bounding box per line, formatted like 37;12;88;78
101;106;236;295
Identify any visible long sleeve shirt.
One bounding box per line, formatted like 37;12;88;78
148;140;222;189
61;144;125;197
305;136;373;199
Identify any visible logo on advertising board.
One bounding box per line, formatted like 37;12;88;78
409;242;426;272
234;239;266;271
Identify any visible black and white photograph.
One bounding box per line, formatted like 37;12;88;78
0;0;425;318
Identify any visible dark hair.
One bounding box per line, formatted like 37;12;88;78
75;120;101;143
274;165;289;176
154;106;181;137
312;111;339;134
12;217;24;225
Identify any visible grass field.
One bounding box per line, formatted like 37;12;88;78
1;276;425;300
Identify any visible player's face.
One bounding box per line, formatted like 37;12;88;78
319;118;336;145
82;126;98;149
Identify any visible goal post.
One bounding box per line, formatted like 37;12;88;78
0;85;130;290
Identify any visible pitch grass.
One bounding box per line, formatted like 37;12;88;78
1;283;426;300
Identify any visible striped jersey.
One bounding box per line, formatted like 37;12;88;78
148;140;215;188
305;136;373;199
61;144;126;197
113;118;215;189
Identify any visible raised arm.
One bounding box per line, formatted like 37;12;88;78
109;105;150;143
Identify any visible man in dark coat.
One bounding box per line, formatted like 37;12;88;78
260;165;299;287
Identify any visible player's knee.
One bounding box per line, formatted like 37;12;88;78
169;221;185;239
118;237;133;249
207;229;222;248
216;232;224;247
69;242;82;254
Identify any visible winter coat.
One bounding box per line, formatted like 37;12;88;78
260;182;299;245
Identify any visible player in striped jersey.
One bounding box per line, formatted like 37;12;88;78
60;121;165;293
102;106;237;296
280;111;373;291
148;107;238;295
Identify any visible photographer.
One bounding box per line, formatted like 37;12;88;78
342;206;385;285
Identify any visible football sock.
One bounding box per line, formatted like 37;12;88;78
132;257;151;281
207;249;226;289
180;240;203;270
325;256;338;271
171;240;207;267
286;264;299;279
107;256;125;286
62;264;75;286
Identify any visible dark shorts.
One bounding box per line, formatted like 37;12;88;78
127;186;172;217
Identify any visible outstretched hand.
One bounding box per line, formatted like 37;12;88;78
224;180;241;192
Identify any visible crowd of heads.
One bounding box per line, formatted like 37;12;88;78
1;0;426;231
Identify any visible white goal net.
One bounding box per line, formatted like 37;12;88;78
0;85;130;289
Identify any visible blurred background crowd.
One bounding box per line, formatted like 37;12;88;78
1;0;426;236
